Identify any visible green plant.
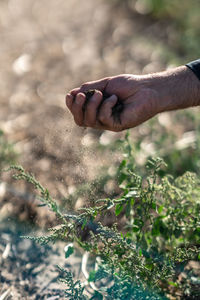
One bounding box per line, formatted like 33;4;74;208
57;265;87;300
0;129;17;173
7;132;200;299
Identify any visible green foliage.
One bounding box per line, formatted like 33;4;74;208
7;165;66;223
57;265;87;300
0;129;17;173
7;132;200;299
65;245;74;259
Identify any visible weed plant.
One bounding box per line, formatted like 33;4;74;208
7;132;200;299
0;129;17;174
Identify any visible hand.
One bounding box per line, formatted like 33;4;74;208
65;66;200;132
65;74;160;131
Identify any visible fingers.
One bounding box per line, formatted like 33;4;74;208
65;93;73;111
84;90;102;127
65;77;125;131
66;90;104;128
73;93;90;126
98;95;121;131
66;92;86;126
66;90;122;131
65;77;111;128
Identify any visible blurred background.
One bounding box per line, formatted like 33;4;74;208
0;0;200;298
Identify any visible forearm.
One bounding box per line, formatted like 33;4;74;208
142;65;200;113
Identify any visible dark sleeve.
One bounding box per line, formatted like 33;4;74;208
186;59;200;80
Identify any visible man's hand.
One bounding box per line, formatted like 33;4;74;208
65;74;160;131
65;66;200;132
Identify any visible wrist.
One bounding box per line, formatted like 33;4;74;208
142;66;200;113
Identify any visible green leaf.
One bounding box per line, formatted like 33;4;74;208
145;263;153;271
118;173;127;184
134;218;144;228
126;200;131;217
132;225;140;232
119;159;126;170
152;223;160;236
88;270;96;282
174;229;181;238
151;202;156;210
65;245;74;259
168;281;178;287
125;232;132;238
115;203;123;216
44;188;49;198
81;219;88;230
158;205;164;214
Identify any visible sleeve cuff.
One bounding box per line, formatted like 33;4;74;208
186;59;200;81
